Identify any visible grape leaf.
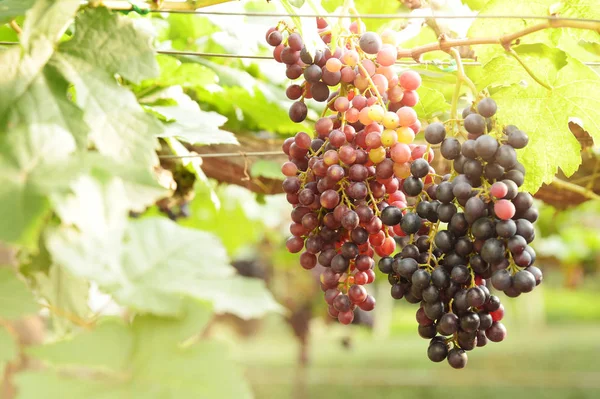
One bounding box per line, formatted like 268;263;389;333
489;55;600;192
0;124;79;246
143;55;218;89
27;318;133;371
0;326;17;375
180;185;261;255
20;0;80;49
60;7;158;83
414;86;449;120
20;301;253;399
154;102;238;145
0;0;85;141
475;44;568;90
0;0;35;25
51;155;167;235
251;160;285;180
34;265;90;335
49;7;163;164
51;53;161;164
47;217;280;318
0;268;39;319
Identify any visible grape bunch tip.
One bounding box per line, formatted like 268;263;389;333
268;18;541;369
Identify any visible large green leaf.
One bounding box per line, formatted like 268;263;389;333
20;0;79;49
47;217;280;318
0;0;35;25
0;0;83;133
28;318;132;370
0;268;39;319
51;54;161;165
488;53;600;192
414;86;449;120
60;7;158;83
154;102;238;145
19;301;252;399
144;55;218;89
0;124;79;246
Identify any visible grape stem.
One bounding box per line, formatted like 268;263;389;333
506;47;552;90
447;48;477;131
357;62;386;107
396;19;600;61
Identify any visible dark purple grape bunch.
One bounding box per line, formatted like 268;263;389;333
377;97;542;369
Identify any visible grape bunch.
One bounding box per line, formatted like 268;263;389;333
378;98;542;368
268;19;541;368
269;20;427;324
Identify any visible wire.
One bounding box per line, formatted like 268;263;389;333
3;43;598;67
159;151;285;159
149;10;600;23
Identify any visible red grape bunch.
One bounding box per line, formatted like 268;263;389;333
268;19;429;325
378;97;541;368
267;18;540;369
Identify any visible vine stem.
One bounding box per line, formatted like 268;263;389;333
506;47;552;90
396;19;600;61
551;177;600;201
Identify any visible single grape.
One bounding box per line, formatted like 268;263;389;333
464;114;486;135
424;122;446;144
359;31;382;54
477;98;497;117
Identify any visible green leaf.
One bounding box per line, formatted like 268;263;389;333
167;14;218;50
490;55;600;192
251;160;285;180
61;7;158;83
476;44;568;90
0;268;39;319
146;55;218;89
47;217;280;318
0;0;35;24
28;318;132;371
180;185;261;255
51;154;166;236
20;0;80;49
51;53;161;164
0;124;79;246
154;101;238;145
34;265;90;335
0;326;17;375
19;301;253;399
413;86;449;120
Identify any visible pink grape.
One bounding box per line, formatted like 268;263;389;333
397;107;418;127
401;90;419;107
400;70;422;90
494;199;516;220
376;44;398;67
490;182;509;198
390;143;412;163
281;161;298;176
326;58;342;72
